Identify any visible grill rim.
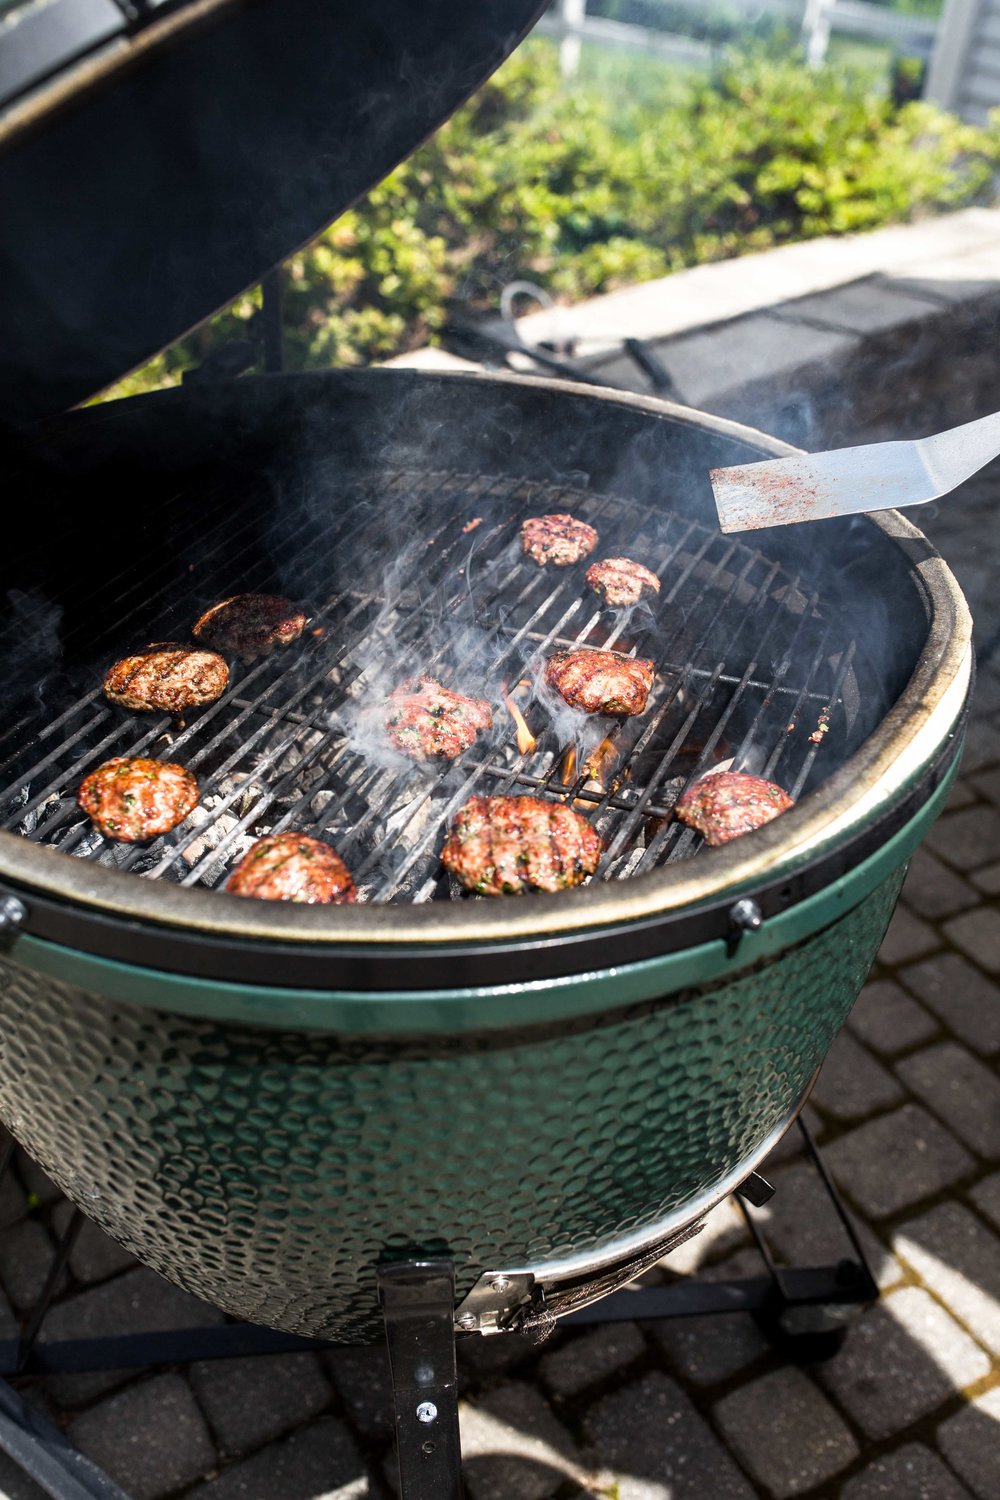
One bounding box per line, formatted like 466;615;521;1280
0;371;973;959
1;723;964;996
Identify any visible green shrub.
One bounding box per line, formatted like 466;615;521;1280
105;41;1000;397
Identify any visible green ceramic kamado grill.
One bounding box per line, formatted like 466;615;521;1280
0;0;972;1392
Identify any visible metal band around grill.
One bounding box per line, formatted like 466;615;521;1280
0;702;967;999
452;1078;813;1333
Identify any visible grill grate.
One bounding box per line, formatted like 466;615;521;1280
0;470;866;902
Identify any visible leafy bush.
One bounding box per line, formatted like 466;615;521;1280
108;41;1000;396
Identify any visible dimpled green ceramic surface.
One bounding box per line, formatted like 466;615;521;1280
0;865;903;1342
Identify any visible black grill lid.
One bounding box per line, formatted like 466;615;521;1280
0;0;545;425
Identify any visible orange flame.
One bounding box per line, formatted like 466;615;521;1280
502;683;537;754
583;736;618;788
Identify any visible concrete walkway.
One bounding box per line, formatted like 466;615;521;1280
3;207;1000;1498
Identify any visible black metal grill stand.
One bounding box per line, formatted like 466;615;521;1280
0;1117;877;1500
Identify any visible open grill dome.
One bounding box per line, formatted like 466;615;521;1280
0;369;972;999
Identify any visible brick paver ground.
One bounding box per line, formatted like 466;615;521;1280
1;273;1000;1500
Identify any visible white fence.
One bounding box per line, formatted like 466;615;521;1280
535;0;941;76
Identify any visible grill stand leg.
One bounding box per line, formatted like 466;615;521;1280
378;1259;464;1500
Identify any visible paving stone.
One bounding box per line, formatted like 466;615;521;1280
971;860;1000;895
713;1367;857;1497
810;1031;903;1121
191;1352;331;1457
929;804;1000;876
945;778;979;811
937;1386;1000;1499
457;1329;537;1383
700;1245;774;1282
0;1221;55;1312
887;248;1000;305
539;1322;645;1398
39;1267;225;1405
838;1441;974;1498
0;1170;26;1231
654;1195;749;1275
900;953;1000;1055
323;1346;395;1441
824;1104;974;1219
876;906;940;967
894;1201;1000;1354
957;717;1000;774
13;1151;60;1209
847;979;937;1055
969;1169;1000;1230
763;1163;901;1291
896;1042;1000;1158
51;1203;138;1285
943;908;1000;974
461;1381;588;1500
777;278;943;335
816;1287;990;1438
901;848;977;919
0;1285;20;1342
656;313;858;411
925;806;1000;869
647;1312;769;1388
68;1374;215;1500
585;1370;754;1499
970;764;1000;804
186;1417;367;1499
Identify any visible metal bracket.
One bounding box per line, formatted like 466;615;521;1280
452;1270;535;1335
378;1259;463;1500
726;896;762;955
735;1170;775;1208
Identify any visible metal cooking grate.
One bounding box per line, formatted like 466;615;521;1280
0;470;864;902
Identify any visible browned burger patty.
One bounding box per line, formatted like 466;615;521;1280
103;643;229;714
586;557;661;608
192;594;306;656
441;794;602;896
674;771;794;846
521;513;598;567
545;648;654;716
386;677;493;759
226;832;356;904
78;757;199;842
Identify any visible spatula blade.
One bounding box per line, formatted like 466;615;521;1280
711;409;1000;533
710;443;928;533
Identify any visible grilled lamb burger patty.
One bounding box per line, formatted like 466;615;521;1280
674;771;794;846
586;557;661;608
545;648;654;716
521;513;598;567
386;677;493;759
78;757;199;842
442;794;602;895
104;643;229;714
193;594;306;656
226;832;356;903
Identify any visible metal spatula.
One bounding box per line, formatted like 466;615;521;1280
711;409;1000;533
